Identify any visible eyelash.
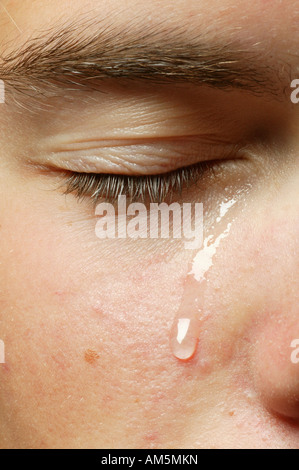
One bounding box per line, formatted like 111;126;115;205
61;161;217;204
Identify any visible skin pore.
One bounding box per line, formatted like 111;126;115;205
0;0;299;448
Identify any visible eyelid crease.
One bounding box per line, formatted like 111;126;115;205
51;134;236;149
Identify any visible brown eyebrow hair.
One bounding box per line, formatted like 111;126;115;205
0;16;292;101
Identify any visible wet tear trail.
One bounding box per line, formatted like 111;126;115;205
170;199;237;361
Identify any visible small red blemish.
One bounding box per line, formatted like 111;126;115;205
54;290;64;296
54;290;71;299
84;349;100;364
1;362;9;372
143;432;159;444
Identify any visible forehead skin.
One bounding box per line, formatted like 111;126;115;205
0;0;298;49
0;0;299;450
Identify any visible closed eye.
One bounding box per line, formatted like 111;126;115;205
60;160;220;204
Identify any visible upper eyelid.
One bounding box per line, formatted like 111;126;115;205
27;138;240;176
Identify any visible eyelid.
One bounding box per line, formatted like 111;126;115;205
61;161;216;204
31;137;240;175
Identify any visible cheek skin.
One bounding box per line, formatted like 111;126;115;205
201;192;299;429
0;180;219;448
166;174;299;445
1;167;299;448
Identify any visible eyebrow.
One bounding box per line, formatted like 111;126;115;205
0;17;291;101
